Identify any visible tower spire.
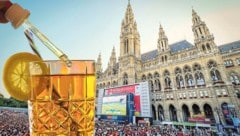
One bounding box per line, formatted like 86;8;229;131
120;1;141;58
96;53;102;73
110;46;116;66
192;9;218;53
157;24;169;53
118;1;142;85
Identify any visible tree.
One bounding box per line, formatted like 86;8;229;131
0;97;27;107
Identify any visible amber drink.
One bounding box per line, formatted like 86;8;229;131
28;60;95;136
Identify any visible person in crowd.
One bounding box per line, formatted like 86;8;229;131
1;109;238;136
0;109;29;136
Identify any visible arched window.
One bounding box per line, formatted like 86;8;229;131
112;81;117;87
164;70;171;88
183;66;194;87
152;105;156;120
192;104;201;115
193;63;205;86
182;104;190;122
148;73;154;92
169;105;178;121
206;43;211;51
185;74;194;87
210;70;222;81
142;74;146;81
183;65;192;73
208;60;217;68
175;67;182;75
195;30;198;37
193;63;201;71
147;73;153;80
236;89;240;98
135;73;137;83
154;72;161;91
154;72;160;78
158;105;164;121
175;67;184;88
123;73;128;85
202;45;206;52
124;39;129;54
203;104;215;123
230;73;240;85
161;41;164;51
208;60;222;82
154;79;161;91
176;76;184;88
149;80;154;92
195;72;205;85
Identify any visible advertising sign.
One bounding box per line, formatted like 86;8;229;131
139;82;151;117
105;84;141;115
97;89;104;115
101;95;127;116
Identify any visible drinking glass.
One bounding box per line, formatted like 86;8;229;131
28;60;96;136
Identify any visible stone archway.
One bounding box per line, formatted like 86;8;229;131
203;104;215;123
169;104;178;121
192;104;201;115
182;104;190;122
158;105;164;121
152;105;156;120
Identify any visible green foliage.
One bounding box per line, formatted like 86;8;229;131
0;97;27;108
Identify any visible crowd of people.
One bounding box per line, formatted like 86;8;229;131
1;109;239;136
0;109;29;136
94;120;213;136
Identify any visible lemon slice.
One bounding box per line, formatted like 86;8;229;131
2;52;43;101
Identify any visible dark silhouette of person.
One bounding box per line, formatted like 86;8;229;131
0;1;12;23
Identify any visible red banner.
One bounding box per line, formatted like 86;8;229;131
106;85;136;95
105;84;141;113
188;117;211;123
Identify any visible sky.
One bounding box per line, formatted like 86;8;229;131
1;0;240;98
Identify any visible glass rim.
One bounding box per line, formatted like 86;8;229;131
29;59;95;63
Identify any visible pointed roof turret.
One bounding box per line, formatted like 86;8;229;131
96;53;102;73
192;9;218;53
111;46;116;57
157;24;169;52
158;24;168;40
192;8;203;26
192;9;212;39
121;0;137;29
192;8;196;15
97;53;102;64
109;46;117;66
120;1;141;58
124;0;134;24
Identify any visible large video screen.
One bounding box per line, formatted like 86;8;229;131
101;95;127;116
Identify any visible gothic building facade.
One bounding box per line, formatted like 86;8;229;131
96;2;240;125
